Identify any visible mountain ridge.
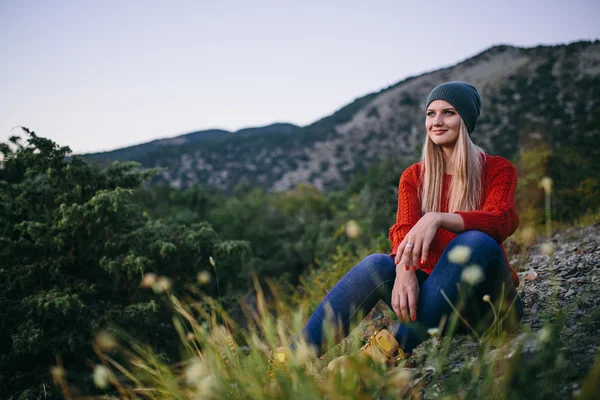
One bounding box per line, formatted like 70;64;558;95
84;40;600;193
83;122;300;162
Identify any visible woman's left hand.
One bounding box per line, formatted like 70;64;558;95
394;212;441;270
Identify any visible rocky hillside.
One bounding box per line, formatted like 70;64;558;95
85;40;600;193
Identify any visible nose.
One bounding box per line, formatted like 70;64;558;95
433;113;444;126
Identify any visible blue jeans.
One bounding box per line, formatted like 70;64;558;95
298;230;524;354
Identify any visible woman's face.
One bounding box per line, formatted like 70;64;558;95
425;100;461;147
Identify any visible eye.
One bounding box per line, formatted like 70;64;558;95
444;110;455;116
426;111;435;117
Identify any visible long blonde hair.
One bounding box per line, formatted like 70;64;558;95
420;119;485;213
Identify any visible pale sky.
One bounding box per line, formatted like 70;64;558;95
1;0;598;154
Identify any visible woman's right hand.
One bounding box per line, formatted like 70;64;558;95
391;264;419;322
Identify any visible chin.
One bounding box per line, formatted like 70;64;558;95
429;133;458;147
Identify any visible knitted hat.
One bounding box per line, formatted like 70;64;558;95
425;81;482;134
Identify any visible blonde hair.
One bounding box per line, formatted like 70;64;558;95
420;119;485;213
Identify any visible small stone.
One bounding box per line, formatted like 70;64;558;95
525;272;538;281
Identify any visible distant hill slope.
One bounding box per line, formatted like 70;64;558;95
84;40;600;192
83;123;299;163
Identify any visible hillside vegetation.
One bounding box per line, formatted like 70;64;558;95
86;41;600;221
2;125;599;398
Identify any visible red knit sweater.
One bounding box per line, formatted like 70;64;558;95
388;154;520;287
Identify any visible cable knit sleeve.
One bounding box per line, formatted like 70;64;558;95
456;157;519;243
389;164;423;258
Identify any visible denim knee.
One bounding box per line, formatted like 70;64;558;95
452;230;496;248
356;253;396;282
445;231;503;264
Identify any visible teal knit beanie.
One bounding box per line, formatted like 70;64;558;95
425;81;482;134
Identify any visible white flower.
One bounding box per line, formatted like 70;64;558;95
197;271;211;285
482;295;491;303
250;333;270;352
93;365;110;389
152;276;172;294
185;358;209;386
388;368;413;390
461;265;484;285
185;359;216;395
198;374;217;396
209;256;216;267
448;245;472;264
539;177;553;195
540;242;555;256
141;273;157;288
294;341;317;365
345;220;360;239
50;366;65;384
96;331;118;352
537;327;551;344
427;328;440;337
519;226;536;244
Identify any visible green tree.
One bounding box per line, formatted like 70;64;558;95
0;129;249;398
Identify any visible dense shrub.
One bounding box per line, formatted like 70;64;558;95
0;130;249;398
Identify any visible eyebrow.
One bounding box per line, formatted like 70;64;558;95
426;107;457;112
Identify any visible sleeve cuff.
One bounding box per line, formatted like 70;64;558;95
456;211;489;232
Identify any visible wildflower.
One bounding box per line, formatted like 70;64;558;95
50;366;65;384
197;271;211;285
448;245;472;264
185;358;209;386
482;294;491;303
152;276;172;294
250;332;270;352
294;341;317;365
540;242;555;256
199;374;217;396
185;363;217;396
141;273;157;288
95;331;118;352
345;220;360;239
461;265;484;285
209;256;216;267
93;365;110;389
537;327;551;344
388;368;413;390
328;355;353;377
427;328;440;337
520;226;536;245
276;320;287;345
539;177;553;195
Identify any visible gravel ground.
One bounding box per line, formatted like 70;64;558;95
353;222;600;398
518;223;600;383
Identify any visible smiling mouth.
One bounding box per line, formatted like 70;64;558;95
432;130;447;134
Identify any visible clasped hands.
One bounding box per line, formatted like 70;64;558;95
391;212;441;323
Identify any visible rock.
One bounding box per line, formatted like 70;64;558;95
525;271;538;281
